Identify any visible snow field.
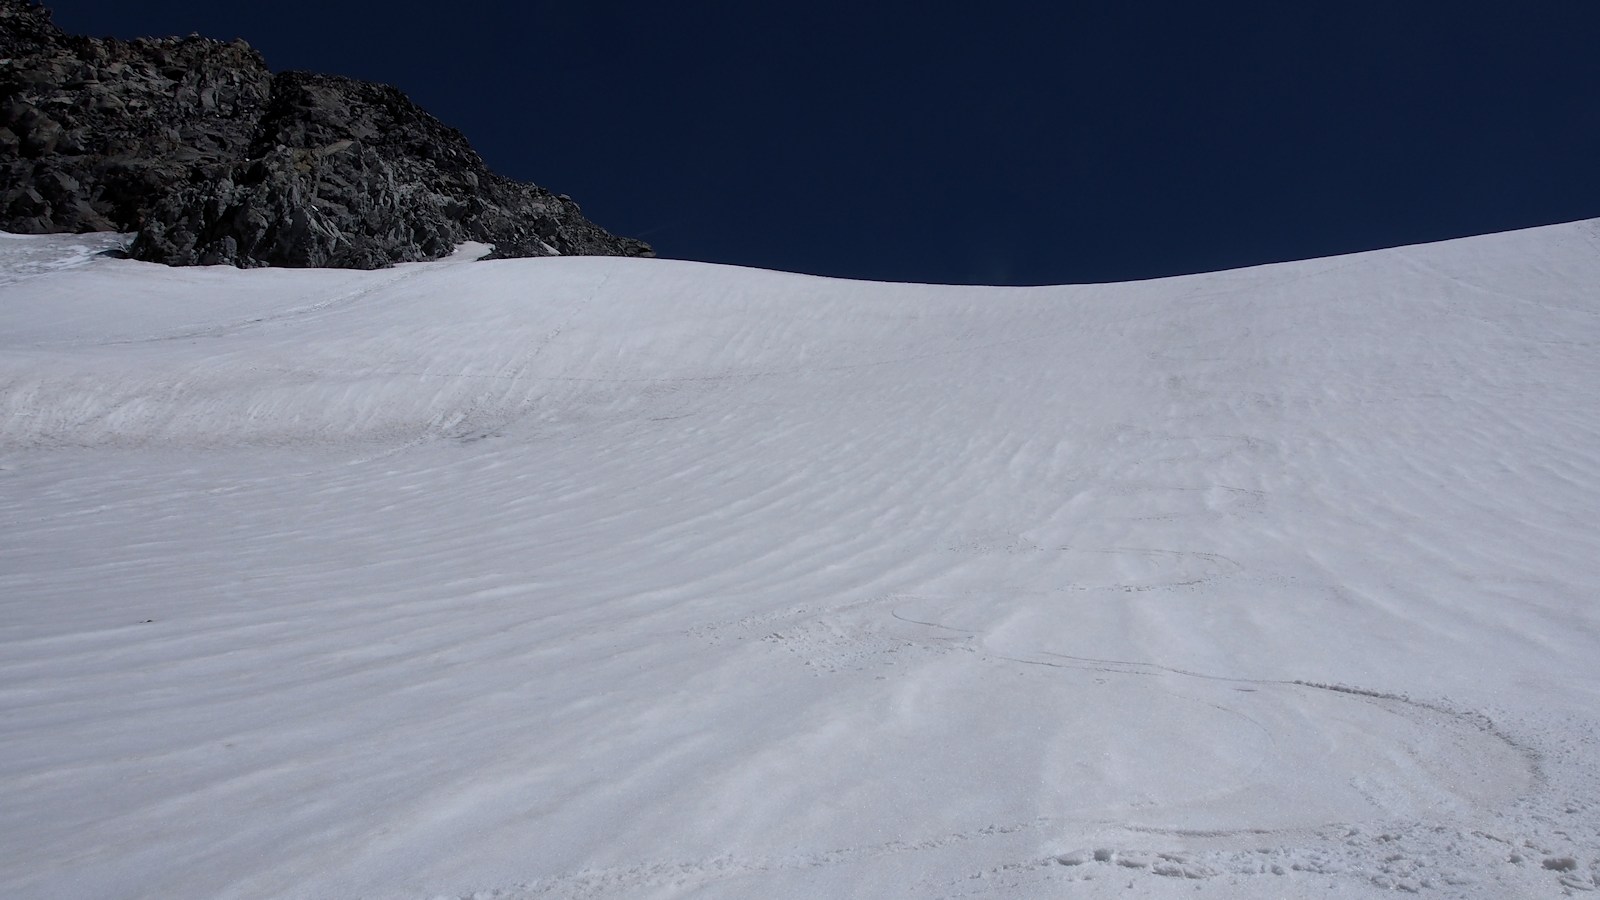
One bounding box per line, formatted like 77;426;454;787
2;222;1599;898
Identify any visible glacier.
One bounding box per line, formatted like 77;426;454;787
2;222;1598;898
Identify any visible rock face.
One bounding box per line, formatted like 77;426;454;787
0;0;652;267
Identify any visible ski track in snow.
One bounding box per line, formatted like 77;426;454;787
2;225;1599;899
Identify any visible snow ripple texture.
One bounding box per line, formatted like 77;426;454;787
2;223;1599;899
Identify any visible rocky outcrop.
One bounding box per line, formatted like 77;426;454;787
0;0;651;267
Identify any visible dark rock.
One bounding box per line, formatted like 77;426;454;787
0;0;651;267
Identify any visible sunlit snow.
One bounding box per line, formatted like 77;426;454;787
2;222;1598;898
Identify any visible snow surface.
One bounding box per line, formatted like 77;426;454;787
2;222;1599;898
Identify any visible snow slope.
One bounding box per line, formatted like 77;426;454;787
2;222;1598;899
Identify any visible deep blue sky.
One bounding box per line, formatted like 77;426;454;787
42;1;1600;285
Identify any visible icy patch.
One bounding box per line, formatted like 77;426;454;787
441;241;494;262
0;230;129;286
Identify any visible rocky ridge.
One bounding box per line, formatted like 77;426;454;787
0;0;652;267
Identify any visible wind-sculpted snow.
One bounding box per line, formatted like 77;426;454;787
2;223;1599;898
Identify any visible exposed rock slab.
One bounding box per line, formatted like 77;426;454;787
0;0;651;267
